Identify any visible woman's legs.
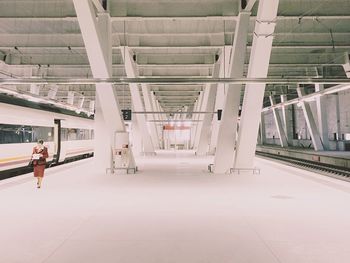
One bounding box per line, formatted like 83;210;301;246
37;177;43;188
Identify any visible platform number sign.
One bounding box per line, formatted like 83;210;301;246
121;109;132;121
217;109;222;121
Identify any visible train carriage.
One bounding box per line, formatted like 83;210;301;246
0;100;94;179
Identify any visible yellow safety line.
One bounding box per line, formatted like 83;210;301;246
0;156;30;163
0;153;55;164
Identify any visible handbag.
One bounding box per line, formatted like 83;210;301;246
28;160;34;167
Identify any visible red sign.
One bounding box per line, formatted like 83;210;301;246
163;124;190;130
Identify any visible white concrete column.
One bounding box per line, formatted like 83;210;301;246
213;12;251;173
73;0;135;170
234;0;279;169
77;94;85;109
142;84;160;149
315;84;330;150
189;100;198;149
260;112;267;144
89;100;95;113
209;47;231;154
269;96;288;147
156;100;165;121
94;95;112;169
131;110;143;156
342;51;350;78
280;94;293;143
335;94;342;143
47;85;58;100
151;92;164;146
190;91;204;149
196;55;222;155
194;85;211;150
121;47;155;154
297;87;324;151
67;91;75;105
208;87;224;154
195;85;215;154
155;98;166;149
30;84;40;95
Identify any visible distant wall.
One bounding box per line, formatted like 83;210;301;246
261;91;350;151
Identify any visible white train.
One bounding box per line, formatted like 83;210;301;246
0;100;94;179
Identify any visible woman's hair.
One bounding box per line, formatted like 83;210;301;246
38;139;44;144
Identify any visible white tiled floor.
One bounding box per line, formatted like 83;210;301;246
1;150;350;263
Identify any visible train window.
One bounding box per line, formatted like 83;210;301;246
0;124;54;144
60;128;68;141
32;126;54;142
68;128;78;140
61;128;94;141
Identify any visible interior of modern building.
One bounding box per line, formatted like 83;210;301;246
0;0;350;262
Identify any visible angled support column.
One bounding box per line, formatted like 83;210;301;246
142;84;160;149
73;0;135;170
234;0;279;169
342;51;350;78
209;46;231;154
213;12;251;173
280;94;294;144
189;99;199;149
297;87;324;151
194;85;211;150
67;91;75;105
150;91;163;148
121;48;155;155
196;54;222;155
30;84;40;95
190;91;204;149
47;85;58;100
269;96;288;147
315;84;330;150
131;113;143;156
335;94;342;145
89;100;95;113
77;94;85;109
153;99;166;149
243;0;258;11
260;112;267;144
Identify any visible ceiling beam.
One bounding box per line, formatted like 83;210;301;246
0;15;349;21
244;0;258;11
2;32;350;37
1;77;349;85
1;45;350;51
91;0;105;13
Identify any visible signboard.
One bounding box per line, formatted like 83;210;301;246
217;109;222;121
163;124;190;130
121;109;132;121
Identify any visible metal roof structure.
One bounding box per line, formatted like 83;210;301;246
0;0;349;113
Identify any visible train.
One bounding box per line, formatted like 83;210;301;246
0;96;94;180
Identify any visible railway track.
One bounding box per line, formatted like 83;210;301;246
256;151;350;182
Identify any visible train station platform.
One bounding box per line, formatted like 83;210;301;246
1;150;350;263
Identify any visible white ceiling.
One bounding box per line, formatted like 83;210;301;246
0;0;349;111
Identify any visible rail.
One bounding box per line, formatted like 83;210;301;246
256;151;350;182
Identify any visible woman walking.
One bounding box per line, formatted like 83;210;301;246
32;139;49;188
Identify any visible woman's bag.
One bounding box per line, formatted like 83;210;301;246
28;159;34;167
